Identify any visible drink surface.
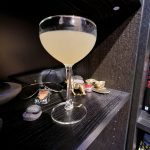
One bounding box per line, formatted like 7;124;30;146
40;30;96;66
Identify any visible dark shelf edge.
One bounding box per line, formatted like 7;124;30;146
77;91;130;150
137;110;150;134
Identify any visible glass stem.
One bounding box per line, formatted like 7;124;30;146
65;66;74;110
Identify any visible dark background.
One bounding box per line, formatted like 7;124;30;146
0;0;140;80
1;1;150;150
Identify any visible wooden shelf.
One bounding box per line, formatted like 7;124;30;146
0;88;129;150
137;110;150;134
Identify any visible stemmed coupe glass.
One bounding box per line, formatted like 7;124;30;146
39;15;97;124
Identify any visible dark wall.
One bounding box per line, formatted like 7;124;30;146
0;15;62;80
74;10;141;92
73;2;143;150
0;0;140;81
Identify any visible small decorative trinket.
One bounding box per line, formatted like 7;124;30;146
35;88;51;104
94;81;105;89
71;82;86;96
23;104;42;121
92;88;110;94
66;75;86;96
73;75;84;84
85;79;96;84
84;83;93;93
26;104;41;114
85;78;110;94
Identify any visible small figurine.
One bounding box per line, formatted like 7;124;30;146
22;104;42;121
84;83;93;93
85;78;110;94
85;79;105;89
35;87;51;104
94;81;106;89
85;78;97;85
66;75;86;96
71;83;86;96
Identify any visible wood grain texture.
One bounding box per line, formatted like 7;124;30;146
0;89;129;150
88;100;130;150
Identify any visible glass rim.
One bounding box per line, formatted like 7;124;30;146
39;15;97;28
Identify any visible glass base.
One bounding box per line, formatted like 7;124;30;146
51;102;87;125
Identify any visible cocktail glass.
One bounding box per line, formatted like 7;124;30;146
39;15;97;124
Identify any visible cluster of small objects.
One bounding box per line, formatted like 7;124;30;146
71;76;110;96
22;87;52;121
22;104;42;121
85;79;110;94
22;76;110;121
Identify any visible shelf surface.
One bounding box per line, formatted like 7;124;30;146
137;110;150;134
0;88;129;150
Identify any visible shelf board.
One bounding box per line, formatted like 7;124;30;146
137;110;150;134
0;89;129;150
